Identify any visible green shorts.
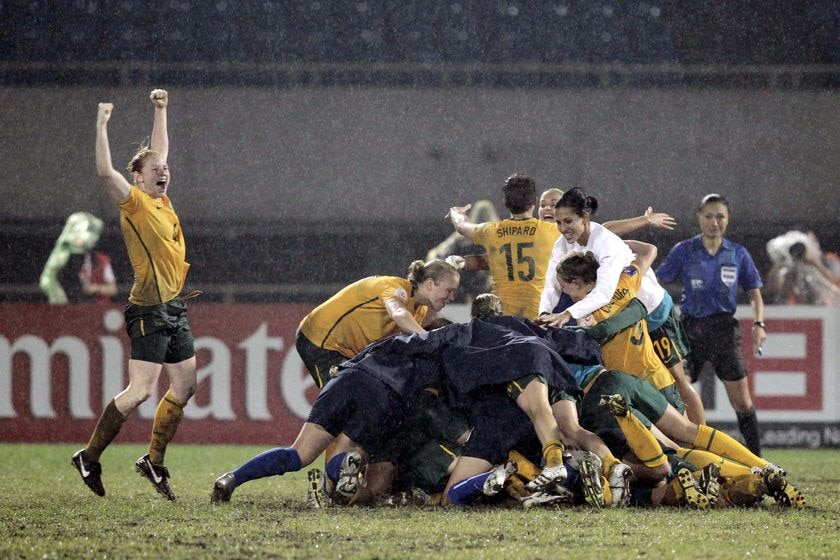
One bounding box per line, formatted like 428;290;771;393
125;298;195;364
648;307;690;369
579;370;671;433
505;374;577;404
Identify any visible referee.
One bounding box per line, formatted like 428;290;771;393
656;193;766;456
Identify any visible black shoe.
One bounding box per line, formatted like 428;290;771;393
135;454;176;501
211;472;237;504
71;449;105;497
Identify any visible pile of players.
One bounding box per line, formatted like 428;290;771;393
210;175;805;511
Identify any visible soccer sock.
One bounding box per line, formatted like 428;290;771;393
692;424;763;469
601;455;620;479
232;448;302;485
542;440;565;467
85;399;127;462
447;471;494;506
736;408;762;457
326;453;347;483
508;450;541;480
504;476;530;500
613;412;668;469
149;390;185;465
719;473;766;507
676;447;752;478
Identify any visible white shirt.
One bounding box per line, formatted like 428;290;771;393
539;221;668;319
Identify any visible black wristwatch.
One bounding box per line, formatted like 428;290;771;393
753;321;766;329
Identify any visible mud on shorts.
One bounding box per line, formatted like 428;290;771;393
125;297;195;364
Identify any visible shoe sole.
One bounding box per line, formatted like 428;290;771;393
307;469;325;509
765;472;806;509
579;459;605;508
677;468;709;510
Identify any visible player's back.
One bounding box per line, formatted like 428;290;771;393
473;218;559;320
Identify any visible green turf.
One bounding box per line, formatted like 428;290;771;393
1;444;837;559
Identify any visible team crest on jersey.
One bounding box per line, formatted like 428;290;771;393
578;314;596;326
720;265;737;287
622;265;638;277
394;287;409;300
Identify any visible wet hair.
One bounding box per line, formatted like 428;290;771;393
126;140;162;175
425;317;454;330
554;187;598;217
698;193;730;213
471;293;503;319
407;259;460;287
556;252;599;285
502;174;537;214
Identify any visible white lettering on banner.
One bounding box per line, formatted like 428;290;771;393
0;335;93;419
824;426;840;445
100;310;125;410
239;323;284;420
189;337;234;420
281;349;315;419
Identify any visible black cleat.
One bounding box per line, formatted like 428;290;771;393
135;454;176;501
71;449;105;497
211;472;237;504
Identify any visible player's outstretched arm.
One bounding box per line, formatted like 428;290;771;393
150;89;169;162
95;103;131;204
604;207;676;237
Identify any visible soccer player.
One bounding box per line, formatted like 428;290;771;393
295;259;460;388
72;89;196;500
448;174;560;320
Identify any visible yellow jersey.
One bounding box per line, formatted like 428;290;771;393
119;186;189;306
589;264;674;390
473;217;559;320
298;276;428;358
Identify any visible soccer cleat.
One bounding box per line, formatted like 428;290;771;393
135;454;176;501
483;460;517;497
520;491;573;509
607;462;634;507
599;393;630;417
333;451;365;506
697;463;721;507
526;463;568;492
379;487;433;507
760;462;787;478
676;467;709;509
763;470;806;509
71;449;105;497
306;469;328;509
211;472;237;504
577;456;606;508
563;449;605;508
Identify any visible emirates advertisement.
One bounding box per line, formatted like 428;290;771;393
2;303;839;447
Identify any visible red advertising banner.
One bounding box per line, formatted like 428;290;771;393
1;303;317;444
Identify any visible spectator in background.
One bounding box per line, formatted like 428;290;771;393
40;211;116;304
427;199;498;303
765;229;840;306
656;194;766;456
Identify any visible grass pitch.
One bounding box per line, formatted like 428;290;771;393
1;444;837;559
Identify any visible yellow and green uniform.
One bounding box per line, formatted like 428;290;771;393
473;217;559;320
590;265;678;395
298;276;428;358
120;186;189;305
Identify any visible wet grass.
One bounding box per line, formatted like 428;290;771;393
1;444;837;559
